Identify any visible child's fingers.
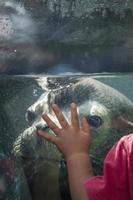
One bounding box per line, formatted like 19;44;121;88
81;117;92;135
52;104;69;129
42;113;61;136
37;130;59;145
71;103;79;128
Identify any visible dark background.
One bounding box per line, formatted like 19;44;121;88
0;0;133;75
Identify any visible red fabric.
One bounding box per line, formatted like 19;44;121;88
85;134;133;200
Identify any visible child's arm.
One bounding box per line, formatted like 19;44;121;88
37;103;93;200
66;153;93;200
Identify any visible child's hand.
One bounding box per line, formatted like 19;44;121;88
37;103;92;161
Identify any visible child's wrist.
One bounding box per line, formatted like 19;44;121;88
66;153;93;178
66;153;90;163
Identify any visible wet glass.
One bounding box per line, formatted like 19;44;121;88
0;0;133;74
0;1;133;200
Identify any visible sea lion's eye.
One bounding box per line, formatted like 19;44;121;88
86;115;103;128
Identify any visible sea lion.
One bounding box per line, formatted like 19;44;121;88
12;77;133;200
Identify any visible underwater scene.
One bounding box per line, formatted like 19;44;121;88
0;74;133;200
0;0;133;199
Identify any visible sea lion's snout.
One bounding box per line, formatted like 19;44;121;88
36;123;49;132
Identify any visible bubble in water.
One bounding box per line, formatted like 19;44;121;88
0;15;14;40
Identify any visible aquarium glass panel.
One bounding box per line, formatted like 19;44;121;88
0;1;133;200
0;74;133;199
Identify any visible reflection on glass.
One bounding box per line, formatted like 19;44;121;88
0;0;133;74
0;74;133;199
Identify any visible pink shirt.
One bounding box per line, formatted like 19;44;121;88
85;134;133;200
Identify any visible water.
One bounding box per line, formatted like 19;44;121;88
0;74;133;199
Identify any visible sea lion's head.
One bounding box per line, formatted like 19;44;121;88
26;77;133;130
22;77;133;168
